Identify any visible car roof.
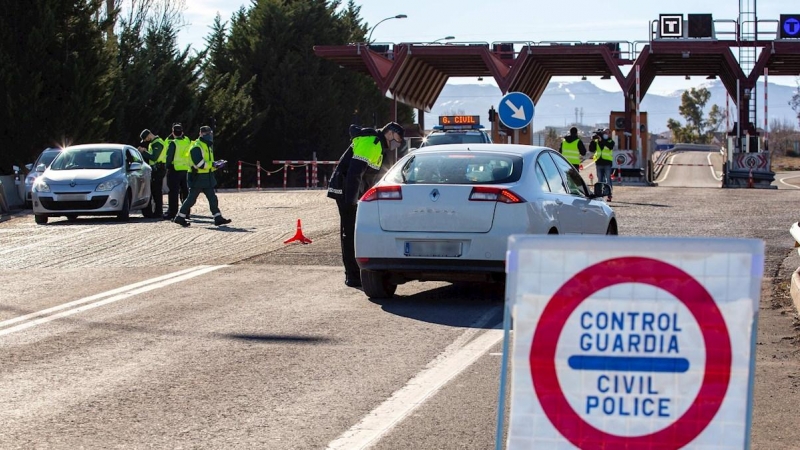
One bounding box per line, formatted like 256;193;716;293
62;143;129;151
409;143;551;156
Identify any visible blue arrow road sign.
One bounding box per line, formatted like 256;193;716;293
498;92;534;129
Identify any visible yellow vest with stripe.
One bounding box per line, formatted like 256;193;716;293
561;139;581;164
592;139;614;162
190;139;215;173
352;135;383;170
149;137;167;164
170;136;193;171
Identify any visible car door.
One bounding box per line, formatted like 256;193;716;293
126;148;147;204
548;151;608;234
536;152;582;234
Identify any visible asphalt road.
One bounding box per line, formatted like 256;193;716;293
0;177;799;449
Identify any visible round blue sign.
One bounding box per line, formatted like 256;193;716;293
498;92;535;130
784;18;800;36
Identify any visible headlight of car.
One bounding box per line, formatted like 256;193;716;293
96;179;123;192
33;179;50;192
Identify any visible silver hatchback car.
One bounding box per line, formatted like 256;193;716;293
32;144;154;224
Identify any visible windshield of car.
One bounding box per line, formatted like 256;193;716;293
50;149;123;170
421;131;490;147
386;152;522;185
36;150;61;168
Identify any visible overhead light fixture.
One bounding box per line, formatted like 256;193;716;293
432;36;455;43
477;76;484;81
600;74;611;80
706;74;717;79
685;75;691;80
581;76;587;80
681;51;690;59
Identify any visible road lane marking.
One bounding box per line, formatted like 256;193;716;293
0;227;98;256
0;265;227;336
655;154;676;183
708;153;723;181
779;174;800;189
327;309;502;450
0;266;204;329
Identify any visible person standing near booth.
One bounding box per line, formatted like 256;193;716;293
164;123;191;220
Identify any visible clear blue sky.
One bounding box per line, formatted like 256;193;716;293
180;0;799;95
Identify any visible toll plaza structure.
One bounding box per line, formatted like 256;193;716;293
314;12;800;188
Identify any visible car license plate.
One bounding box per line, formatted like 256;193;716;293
404;241;462;257
56;194;88;201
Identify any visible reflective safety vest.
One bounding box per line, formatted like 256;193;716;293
170;136;193;171
592;139;614;162
351;135;383;170
149;137;167;164
190;139;214;173
560;139;581;164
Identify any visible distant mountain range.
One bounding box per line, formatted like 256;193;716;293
425;80;799;134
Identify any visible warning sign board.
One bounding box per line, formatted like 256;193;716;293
502;236;763;449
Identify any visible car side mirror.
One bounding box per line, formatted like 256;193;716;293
593;182;611;198
36;164;46;172
25;163;33;171
128;162;142;171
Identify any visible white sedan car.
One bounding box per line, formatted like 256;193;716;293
354;144;616;298
32;144;155;224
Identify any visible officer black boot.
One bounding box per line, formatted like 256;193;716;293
214;215;231;226
174;216;190;227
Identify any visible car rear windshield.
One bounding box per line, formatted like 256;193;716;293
422;132;489;146
386;152;523;185
51;149;123;170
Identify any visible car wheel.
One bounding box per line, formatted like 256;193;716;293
116;191;131;221
606;221;618;235
66;215;78;222
361;269;397;299
34;214;48;225
141;194;158;218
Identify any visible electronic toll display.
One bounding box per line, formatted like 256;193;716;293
439;115;480;127
780;14;800;39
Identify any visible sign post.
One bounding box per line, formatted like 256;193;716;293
498;236;763;449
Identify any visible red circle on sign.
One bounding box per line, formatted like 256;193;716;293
530;257;731;449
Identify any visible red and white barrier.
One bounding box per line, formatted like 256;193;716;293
257;161;261;190
237;161;242;191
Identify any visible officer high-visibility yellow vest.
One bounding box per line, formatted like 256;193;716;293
150;137;167;164
190;139;215;173
561;139;581;165
170;136;193;171
592;140;614;162
352;135;383;170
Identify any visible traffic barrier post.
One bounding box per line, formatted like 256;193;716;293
257;161;261;190
237;161;242;191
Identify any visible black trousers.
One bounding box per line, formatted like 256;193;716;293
336;198;360;279
150;166;165;214
166;170;188;218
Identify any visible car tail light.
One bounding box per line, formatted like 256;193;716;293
361;185;402;202
468;186;525;204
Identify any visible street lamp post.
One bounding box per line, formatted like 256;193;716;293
432;36;455;43
366;14;407;44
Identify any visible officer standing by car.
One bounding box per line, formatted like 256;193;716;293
559;126;587;170
138;129;167;218
173;126;231;227
164;123;191;220
590;128;615;200
327;122;405;288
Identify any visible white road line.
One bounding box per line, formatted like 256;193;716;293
327;310;503;450
0;227;98;256
0;265;227;336
655;154;676;183
708;153;722;181
0;266;205;329
779;174;800;189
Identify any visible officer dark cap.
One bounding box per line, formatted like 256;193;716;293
382;122;404;138
139;129;151;141
199;126;212;133
172;123;183;132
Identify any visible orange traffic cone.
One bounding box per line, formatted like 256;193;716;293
747;169;754;188
284;219;312;244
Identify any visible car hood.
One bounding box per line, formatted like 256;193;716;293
43;168;121;184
